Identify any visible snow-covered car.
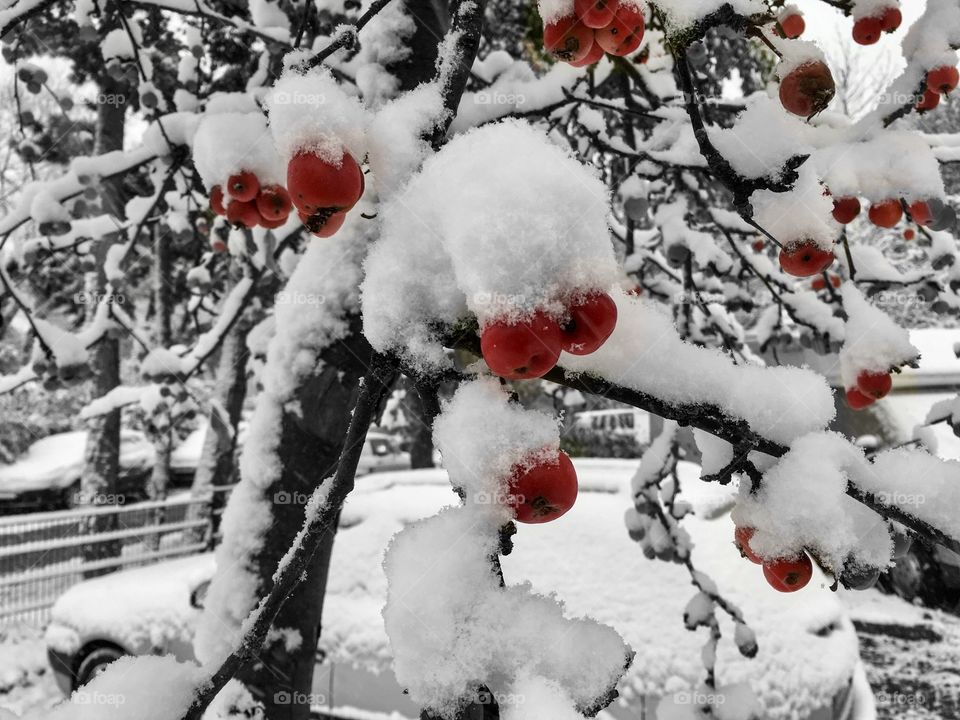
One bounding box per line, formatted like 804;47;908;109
45;460;873;719
356;430;410;476
0;430;155;511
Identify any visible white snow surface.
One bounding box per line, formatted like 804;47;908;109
838;284;918;388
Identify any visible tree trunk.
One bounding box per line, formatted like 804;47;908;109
191;318;252;545
406;380;436;469
80;73;127;579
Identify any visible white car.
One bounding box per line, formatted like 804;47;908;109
0;430;155;510
356;430;410;476
45;460;873;719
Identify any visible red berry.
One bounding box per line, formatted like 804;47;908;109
763;554;813;592
916;89;941;111
846;387;875;410
595;3;644;57
287;151;364;215
226;199;260;228
868;199;903;228
568;38;605;67
210;185;226;216
777;13;805;39
908;200;933;226
811;276;826;291
857;370;892;399
507;450;578;524
830;274;841;288
480;311;563;380
852;16;882;45
779;61;835;118
831;196;860;224
778;241;834;277
560;292;617;355
226;171;259;202
751;239;765;252
258;212;287;230
298;209;347;238
927;65;960;95
880;7;901;32
735;526;762;564
626;285;642;296
903;228;915;240
210;239;227;252
544;14;595;64
574;0;616;29
256;185;292;221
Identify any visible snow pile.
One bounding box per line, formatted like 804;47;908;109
838;284;918;389
191;112;285;191
432;379;560;505
561;291;835;446
643;0;763;27
382;504;631;718
749;164;836;252
653;199;732;272
363;119;620;370
367;84;445;196
732;432;892;574
266;69;368;163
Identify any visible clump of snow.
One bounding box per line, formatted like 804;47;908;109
433;379;559;506
363;119;619;370
266;69;369;163
367;84;445;197
749;164;836;252
561;291;835;446
191;112;285;191
382;504;631;718
838;284;918;388
732;432;892;573
774;39;828;80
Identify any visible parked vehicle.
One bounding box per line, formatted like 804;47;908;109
44;459;872;719
0;430;154;512
356;430;410;476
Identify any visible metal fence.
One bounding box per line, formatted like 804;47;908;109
0;489;232;628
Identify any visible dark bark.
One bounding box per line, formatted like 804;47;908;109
407;379;437;469
80;73;127;578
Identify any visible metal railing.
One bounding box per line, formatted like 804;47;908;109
0;489;233;627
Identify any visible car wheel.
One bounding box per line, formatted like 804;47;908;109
75;646;125;690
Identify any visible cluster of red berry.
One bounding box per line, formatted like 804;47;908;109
778;241;835;278
831;196;937;229
852;5;901;45
506;451;579;524
480;293;618;380
845;369;893;411
917;65;960;112
210;171;293;230
543;0;644;67
288;150;365;238
735;526;813;593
